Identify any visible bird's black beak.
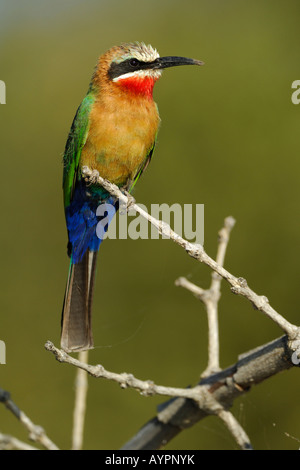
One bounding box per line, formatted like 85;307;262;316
151;56;204;70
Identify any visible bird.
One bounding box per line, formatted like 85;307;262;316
61;42;203;352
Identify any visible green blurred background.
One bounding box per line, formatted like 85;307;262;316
0;0;299;450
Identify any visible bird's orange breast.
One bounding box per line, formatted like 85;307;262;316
81;91;160;188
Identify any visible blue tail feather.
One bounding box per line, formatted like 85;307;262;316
65;180;118;264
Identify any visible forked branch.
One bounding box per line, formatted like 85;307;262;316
43;168;300;450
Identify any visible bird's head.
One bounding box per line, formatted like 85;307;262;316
92;42;204;99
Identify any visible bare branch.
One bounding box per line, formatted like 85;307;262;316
44;167;298;451
72;350;89;450
0;433;38;450
175;217;253;450
45;334;298;450
176;217;235;375
45;342;212;405
122;335;296;449
0;387;59;450
217;409;253;450
81;166;300;341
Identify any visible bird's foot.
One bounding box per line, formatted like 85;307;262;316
121;189;136;213
82;167;100;186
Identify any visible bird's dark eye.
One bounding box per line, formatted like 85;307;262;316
129;58;139;67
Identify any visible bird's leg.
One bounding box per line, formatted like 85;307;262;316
121;188;136;213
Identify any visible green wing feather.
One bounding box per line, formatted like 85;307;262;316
129;141;156;193
63;92;95;207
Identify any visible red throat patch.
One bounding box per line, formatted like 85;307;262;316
116;76;158;99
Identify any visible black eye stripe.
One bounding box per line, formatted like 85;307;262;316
129;58;140;67
108;58;157;80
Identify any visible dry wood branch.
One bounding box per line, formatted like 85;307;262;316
43;167;300;450
78;167;300;450
0;433;38;450
0;387;59;450
217;409;252;450
175;217;253;449
72;350;89;450
81;166;300;344
176;216;236;376
45;334;297;450
45;343;254;451
45;341;212;406
122;335;296;449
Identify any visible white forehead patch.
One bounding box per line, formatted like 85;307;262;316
128;42;160;62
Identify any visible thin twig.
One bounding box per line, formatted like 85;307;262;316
0;433;38;450
81;166;300;341
45;341;211;406
44;334;296;451
49;167;299;451
176;217;252;449
0;387;59;450
176;217;236;375
207;216;236;370
45;334;297;410
217;409;253;450
72;350;89;450
122;335;295;449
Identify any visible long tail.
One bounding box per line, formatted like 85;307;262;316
61;250;98;352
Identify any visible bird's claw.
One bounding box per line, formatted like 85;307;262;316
82;167;100;186
89;169;100;185
120;190;136;213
